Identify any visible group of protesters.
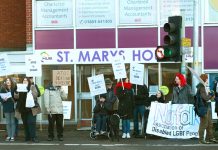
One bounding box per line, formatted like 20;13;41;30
94;72;218;144
0;77;66;142
1;72;218;144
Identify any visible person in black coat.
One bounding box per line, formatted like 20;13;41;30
132;84;149;138
115;78;134;139
93;94;110;135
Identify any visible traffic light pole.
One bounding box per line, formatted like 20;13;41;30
192;0;200;93
180;11;186;76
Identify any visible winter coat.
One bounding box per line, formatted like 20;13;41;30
15;85;39;114
93;100;110;115
196;83;213;105
115;82;134;119
132;84;149;106
0;87;15;113
171;84;194;104
95;87;117;114
44;88;67;114
149;95;165;104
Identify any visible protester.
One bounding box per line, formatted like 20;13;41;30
0;77;16;141
171;73;194;104
44;83;67;141
115;78;134;138
196;74;217;144
93;78;117;135
93;94;110;135
212;76;218;131
132;84;149;138
149;90;165;103
15;77;40;142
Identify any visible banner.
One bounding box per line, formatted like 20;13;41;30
146;102;200;139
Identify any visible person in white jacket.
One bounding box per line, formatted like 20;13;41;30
44;83;67;141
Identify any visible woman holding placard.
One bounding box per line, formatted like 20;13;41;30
14;77;39;142
0;77;16;141
115;77;134;139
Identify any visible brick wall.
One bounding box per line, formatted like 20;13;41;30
26;0;32;45
0;0;27;51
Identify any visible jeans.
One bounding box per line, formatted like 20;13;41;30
122;119;130;133
133;105;145;135
4;112;16;137
95;114;107;132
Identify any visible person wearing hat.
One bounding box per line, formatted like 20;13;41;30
94;78;117;135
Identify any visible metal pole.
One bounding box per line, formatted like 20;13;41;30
180;10;186;76
192;0;199;93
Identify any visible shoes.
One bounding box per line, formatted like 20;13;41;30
122;133;126;139
100;131;106;134
10;137;15;142
47;137;53;141
199;140;211;144
95;132;100;135
32;138;39;143
58;137;63;141
209;138;218;143
5;137;10;141
126;133;131;138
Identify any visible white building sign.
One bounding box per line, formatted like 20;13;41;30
36;0;73;27
76;0;115;27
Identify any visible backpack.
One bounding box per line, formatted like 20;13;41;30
194;90;207;117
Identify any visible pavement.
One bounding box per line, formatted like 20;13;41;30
0;124;218;145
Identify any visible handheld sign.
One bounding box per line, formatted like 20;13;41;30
130;63;144;85
87;74;106;96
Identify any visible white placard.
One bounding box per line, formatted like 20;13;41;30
146;102;199;139
211;102;217;119
119;0;157;25
87;74;106;96
76;0;115;27
36;0;73;27
16;84;28;92
0;53;11;76
112;59;127;79
62;101;72;120
25;54;42;77
130;63;144;85
0;92;12;100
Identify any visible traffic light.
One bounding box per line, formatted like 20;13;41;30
155;16;182;62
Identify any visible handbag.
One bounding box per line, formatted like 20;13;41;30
32;105;42;116
26;91;35;108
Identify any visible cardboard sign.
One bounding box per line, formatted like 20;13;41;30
53;70;71;86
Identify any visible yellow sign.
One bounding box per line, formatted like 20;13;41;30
181;38;191;47
160;86;169;96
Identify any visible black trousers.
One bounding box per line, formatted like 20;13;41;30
48;114;63;138
21;111;37;141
